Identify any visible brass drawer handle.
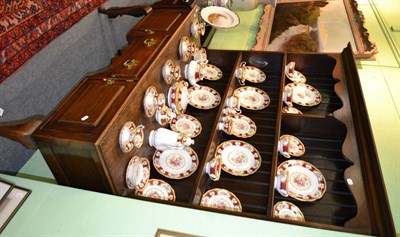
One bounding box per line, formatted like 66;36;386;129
123;59;138;69
144;38;156;47
144;29;155;34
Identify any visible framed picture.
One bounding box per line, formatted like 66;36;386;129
0;179;14;205
205;0;377;59
0;185;31;233
155;229;199;237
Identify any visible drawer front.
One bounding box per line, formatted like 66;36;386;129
35;77;137;143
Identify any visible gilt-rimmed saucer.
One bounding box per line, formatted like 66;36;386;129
200;188;242;212
143;86;157;117
188;86;221;109
203;64;223;80
135;179;176;201
233;86;270;110
273;201;305;222
153;147;198;179
170;114;202;138
215;140;261;176
218;114;257;138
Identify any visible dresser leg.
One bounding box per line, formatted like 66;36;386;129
98;5;152;18
0;115;44;150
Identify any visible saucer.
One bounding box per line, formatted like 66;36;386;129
276;160;327;201
215;140;261;176
273;201;305;222
125;156;150;191
284;83;322;107
153;147;198;179
135;179;176;201
170;114;202;138
279;134;305;158
188;86;221;110
200;188;242;212
220;114;257;138
179;36;191;61
203;64;223;80
119;122;144;152
143;86;157;117
285;62;306;83
200;6;240;29
233;86;270;110
282;106;303;115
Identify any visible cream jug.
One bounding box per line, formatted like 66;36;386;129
149;128;194;151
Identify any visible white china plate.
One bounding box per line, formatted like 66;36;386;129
200;188;242;212
285;83;322;107
143;86;157;117
273;201;305;222
233;86;270;110
203;64;223;80
285;62;306;83
215;140;261;176
170;114;202;138
222;114;257;138
135;179;176;201
242;66;266;83
153;147;198;179
276;160;327;201
200;6;240;29
125;156;150;191
279;134;305;157
188;86;221;109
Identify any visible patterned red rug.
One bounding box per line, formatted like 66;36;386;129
0;0;107;83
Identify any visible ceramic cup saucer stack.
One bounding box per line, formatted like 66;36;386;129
235;61;267;86
278;134;305;158
135;179;176;201
217;114;257;138
283;61;322;114
275;159;327;202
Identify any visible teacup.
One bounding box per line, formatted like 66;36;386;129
222;107;240;116
205;157;221;181
155;105;176;126
225;95;241;113
155;93;166;111
190;20;206;38
184;60;205;87
162;60;181;84
275;173;289;197
167;80;191;114
131;124;145;148
235;61;247;85
282;87;293;107
278;135;305;158
149;128;194;151
193;48;208;64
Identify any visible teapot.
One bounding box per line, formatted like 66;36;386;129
149;128;194;151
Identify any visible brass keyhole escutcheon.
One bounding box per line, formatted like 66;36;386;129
123;59;138;69
144;38;156;47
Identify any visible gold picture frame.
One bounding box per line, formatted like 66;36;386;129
252;0;377;59
155;229;200;237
